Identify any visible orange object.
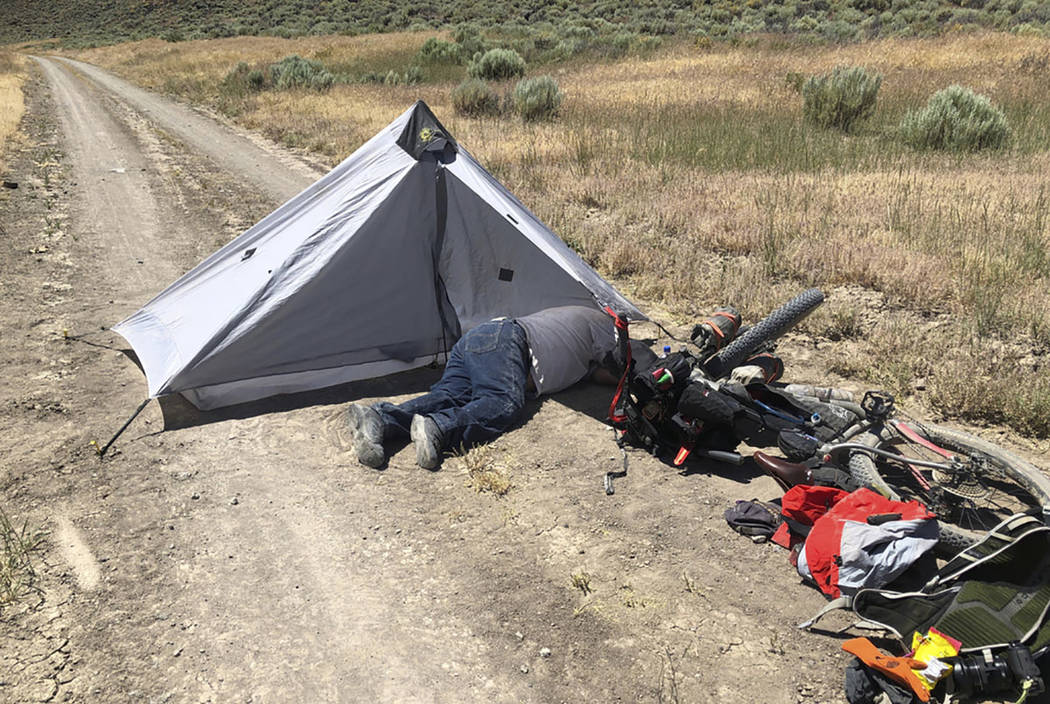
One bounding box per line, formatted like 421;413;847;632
842;637;931;702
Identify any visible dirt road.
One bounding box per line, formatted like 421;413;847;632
1;58;849;702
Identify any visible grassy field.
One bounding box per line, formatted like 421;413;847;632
4;0;1048;47
61;31;1050;437
0;52;27;175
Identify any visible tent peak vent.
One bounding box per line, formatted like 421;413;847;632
397;100;458;161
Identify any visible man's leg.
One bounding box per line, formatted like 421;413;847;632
426;320;529;451
372;338;473;440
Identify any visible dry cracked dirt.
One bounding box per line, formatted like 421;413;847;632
0;57;940;703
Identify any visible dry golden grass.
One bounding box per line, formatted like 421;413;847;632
454;444;512;496
69;33;438;91
567;33;1050;111
61;31;1050;433
0;52;27;173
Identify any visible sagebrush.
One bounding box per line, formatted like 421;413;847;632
269;54;334;91
513;75;562;121
801;65;882;132
452;78;501;117
899;85;1009;151
468;48;526;81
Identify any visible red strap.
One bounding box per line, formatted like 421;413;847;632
604;307;632;425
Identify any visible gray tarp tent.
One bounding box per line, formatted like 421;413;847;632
114;101;646;410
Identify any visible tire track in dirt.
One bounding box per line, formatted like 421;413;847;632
24;57;494;701
52;57;321;203
33;57;179;300
53;516;102;590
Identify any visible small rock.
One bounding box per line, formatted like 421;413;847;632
539;647;551;658
520;665;529;674
191;493;200;500
514;631;524;641
173;647;182;657
230;497;239;505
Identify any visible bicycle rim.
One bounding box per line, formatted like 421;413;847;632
849;422;1050;550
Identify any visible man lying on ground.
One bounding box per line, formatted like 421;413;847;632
343;305;655;469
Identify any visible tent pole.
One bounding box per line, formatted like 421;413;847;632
96;398;151;457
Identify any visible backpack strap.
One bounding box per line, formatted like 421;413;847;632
798;595;854;630
604;307;634;495
604;306;633;427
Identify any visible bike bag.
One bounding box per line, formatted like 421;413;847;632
630;352;693;405
727;383;857;445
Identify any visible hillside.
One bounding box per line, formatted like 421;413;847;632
3;0;1049;47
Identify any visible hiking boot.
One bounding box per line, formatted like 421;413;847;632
410;414;443;470
345;403;385;468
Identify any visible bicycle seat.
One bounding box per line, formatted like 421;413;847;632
753;451;810;492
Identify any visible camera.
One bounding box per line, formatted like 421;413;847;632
949;642;1045;700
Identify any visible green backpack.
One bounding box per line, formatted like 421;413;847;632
852;513;1050;654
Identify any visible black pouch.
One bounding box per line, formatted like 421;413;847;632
630;352;693;404
677;382;742;425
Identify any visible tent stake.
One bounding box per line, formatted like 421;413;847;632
96;398;151;457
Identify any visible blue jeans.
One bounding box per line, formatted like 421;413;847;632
373;319;529;451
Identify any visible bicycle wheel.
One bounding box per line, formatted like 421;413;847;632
848;421;1050;554
703;288;824;379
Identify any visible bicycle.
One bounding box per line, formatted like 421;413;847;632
830;390;1050;552
613;288;1050;553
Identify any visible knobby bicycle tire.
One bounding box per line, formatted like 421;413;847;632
848;422;1050;555
703;288;825;379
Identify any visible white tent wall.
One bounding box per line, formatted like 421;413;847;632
114;113;419;400
169;162;449;396
440;170;598;330
444;147;644;320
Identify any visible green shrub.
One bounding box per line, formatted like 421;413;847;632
221;62;266;95
468;48;526;81
610;31;636;56
801;65;882;131
246;69;265;91
417;37;463;64
451;78;501;117
552;37;589;60
378;66;424;86
452;23;489;57
513;75;562;121
269;55;334;91
899;85;1010;151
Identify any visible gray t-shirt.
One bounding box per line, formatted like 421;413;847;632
515;305;654;396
